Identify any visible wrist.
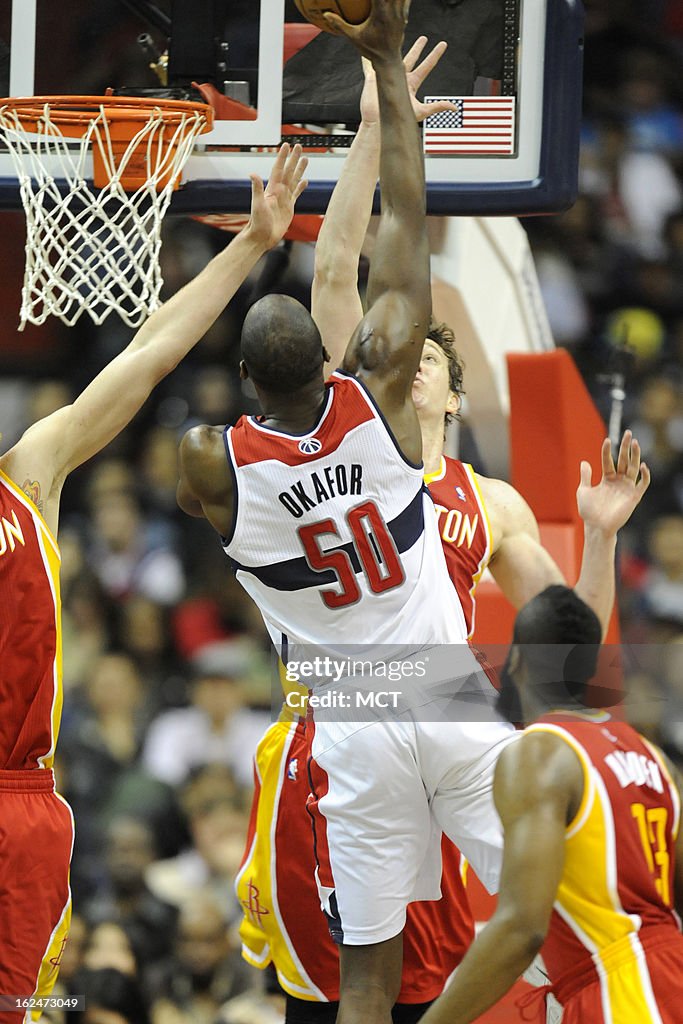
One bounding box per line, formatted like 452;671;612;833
239;223;272;254
370;50;404;72
583;522;618;545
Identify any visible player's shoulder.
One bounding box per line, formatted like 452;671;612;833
495;725;584;810
0;407;73;490
473;471;538;542
180;422;225;455
179;423;229;490
473;472;525;510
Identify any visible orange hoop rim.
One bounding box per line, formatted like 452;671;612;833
0;94;214;133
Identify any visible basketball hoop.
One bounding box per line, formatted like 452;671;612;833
0;95;213;329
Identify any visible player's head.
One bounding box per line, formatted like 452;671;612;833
240;294;326;396
412;318;465;429
498;585;602;724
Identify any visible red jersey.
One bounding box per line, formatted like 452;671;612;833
0;469;62;769
527;715;682;1014
425;457;492;637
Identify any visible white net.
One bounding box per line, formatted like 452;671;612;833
0;100;210;329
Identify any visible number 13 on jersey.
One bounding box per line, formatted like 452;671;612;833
632;802;671;906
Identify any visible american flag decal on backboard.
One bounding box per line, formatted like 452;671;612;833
423;97;516;155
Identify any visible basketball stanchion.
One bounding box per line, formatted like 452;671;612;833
0;95;213;329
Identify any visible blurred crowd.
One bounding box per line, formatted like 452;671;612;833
0;2;682;1022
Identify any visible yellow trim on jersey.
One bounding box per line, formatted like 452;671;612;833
462;464;493;639
29;892;72;1022
36;528;63;769
0;469;60;557
235;720;326;1001
423;457;447;486
0;468;63;770
641;736;681;841
277;655;309;718
527;723;666;1023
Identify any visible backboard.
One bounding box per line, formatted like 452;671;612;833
0;0;584;216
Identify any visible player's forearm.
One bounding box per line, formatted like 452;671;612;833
375;57;426;222
574;526;617;638
312;121;380;368
57;227;268;477
314;121;379;286
368;56;429;313
128;227;269;373
420;912;543;1024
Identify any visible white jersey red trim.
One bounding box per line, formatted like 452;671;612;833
223;372;468;652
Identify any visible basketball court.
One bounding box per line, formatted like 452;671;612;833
0;2;587;1022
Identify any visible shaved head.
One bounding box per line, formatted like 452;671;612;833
241;294;325;394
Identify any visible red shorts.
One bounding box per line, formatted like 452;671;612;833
0;770;74;1023
552;927;683;1024
238;718;475;1003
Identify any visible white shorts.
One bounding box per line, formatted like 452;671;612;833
308;710;517;945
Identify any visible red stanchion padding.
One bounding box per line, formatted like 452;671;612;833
507;350;607;526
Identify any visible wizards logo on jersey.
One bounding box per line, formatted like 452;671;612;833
298;438;322;455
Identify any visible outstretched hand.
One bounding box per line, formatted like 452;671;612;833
360;36;456;125
324;0;411;61
577;430;651;537
247;143;308;249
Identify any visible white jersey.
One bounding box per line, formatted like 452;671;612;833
223;372;468;654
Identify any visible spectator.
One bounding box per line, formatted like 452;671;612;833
69;967;150;1024
82;922;138;977
148;896;251;1024
642;515;683;630
142;657;269;789
146;765;248;923
87;490;185;606
82;816;178;970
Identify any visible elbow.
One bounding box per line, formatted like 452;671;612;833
313;258;358;295
521;929;546;960
495;908;548;964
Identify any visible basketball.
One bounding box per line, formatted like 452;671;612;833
294;1;372;33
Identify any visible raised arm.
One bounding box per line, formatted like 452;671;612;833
1;145;307;534
481;431;650;636
312;38;452;373
419;732;583;1024
325;1;431;465
574;431;650;631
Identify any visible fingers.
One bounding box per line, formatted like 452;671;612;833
266;143;290;189
322;11;354;37
283;143;305;186
411;40;449;85
294;178;309;201
579;460;592;488
293;156;309;193
403;35;428;72
362;55;374;80
249;173;264;198
601;436;615;478
626;436;641;481
616;429;632;477
636;462;651;495
417;99;458;120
